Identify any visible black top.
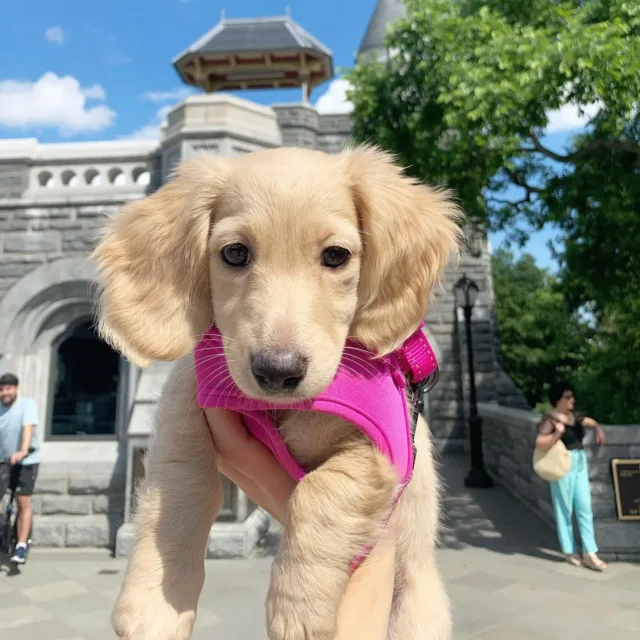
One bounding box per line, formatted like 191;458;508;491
538;413;585;450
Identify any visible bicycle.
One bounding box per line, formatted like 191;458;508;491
0;461;33;564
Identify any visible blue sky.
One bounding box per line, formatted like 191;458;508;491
0;0;370;140
0;0;589;269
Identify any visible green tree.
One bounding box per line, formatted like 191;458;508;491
574;298;640;424
347;0;640;232
347;0;640;422
492;249;588;409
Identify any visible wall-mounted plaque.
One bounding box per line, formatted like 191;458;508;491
611;459;640;521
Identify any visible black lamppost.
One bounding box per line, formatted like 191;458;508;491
454;274;494;489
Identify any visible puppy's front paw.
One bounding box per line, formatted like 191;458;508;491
112;587;197;640
266;561;338;640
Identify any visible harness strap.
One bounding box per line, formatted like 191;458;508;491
349;327;440;574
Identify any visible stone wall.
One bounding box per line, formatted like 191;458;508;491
0;202;125;298
0;461;126;548
424;239;529;452
480;402;640;561
273;105;352;152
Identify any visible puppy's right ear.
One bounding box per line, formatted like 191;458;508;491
93;155;230;366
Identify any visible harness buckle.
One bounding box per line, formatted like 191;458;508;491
408;367;440;469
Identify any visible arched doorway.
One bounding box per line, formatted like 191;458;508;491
49;319;121;438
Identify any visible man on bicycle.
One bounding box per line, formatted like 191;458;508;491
0;373;40;564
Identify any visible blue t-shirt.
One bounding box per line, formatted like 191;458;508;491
0;397;40;465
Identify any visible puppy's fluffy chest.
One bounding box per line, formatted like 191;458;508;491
273;410;367;473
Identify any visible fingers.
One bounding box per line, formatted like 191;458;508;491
204;407;296;519
218;459;285;522
207;408;276;479
335;509;398;640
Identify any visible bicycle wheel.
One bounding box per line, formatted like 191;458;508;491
8;519;18;555
0;506;12;554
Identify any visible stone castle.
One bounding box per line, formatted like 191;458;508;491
0;1;526;554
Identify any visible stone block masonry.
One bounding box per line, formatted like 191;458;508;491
480;402;640;561
0;202;123;296
17;465;127;549
273;106;352;152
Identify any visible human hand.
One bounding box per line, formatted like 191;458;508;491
204;408;398;639
334;508;398;640
204;408;296;522
596;427;607;447
9;450;26;465
554;421;566;435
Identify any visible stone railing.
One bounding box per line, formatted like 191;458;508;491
0;138;157;202
479;402;640;561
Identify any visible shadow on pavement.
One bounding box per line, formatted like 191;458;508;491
439;454;560;562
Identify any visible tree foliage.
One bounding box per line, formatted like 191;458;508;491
347;0;640;231
492;249;588;410
574;297;640;424
347;0;640;422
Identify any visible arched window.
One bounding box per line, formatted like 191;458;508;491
38;171;55;188
50;320;120;437
108;167;126;186
84;169;103;186
61;170;78;187
132;167;150;186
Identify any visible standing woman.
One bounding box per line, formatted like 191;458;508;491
536;381;608;571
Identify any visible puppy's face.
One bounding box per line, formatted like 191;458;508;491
93;146;462;397
210;153;361;400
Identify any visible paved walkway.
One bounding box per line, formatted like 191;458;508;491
1;456;639;639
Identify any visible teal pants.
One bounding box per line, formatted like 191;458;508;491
550;449;598;555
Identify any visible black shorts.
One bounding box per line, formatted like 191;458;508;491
0;463;39;497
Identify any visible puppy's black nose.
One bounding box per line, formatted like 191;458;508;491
251;349;308;393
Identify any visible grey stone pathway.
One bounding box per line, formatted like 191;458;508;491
1;456;639;639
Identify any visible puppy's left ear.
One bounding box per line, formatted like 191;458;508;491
343;145;463;355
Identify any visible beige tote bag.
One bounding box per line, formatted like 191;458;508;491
532;413;571;482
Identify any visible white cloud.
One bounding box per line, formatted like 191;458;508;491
124;106;173;140
315;79;354;115
0;72;115;135
142;88;194;103
545;103;601;133
82;84;106;100
127;123;163;140
156;105;173;120
45;25;64;46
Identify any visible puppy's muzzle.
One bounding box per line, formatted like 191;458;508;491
251;348;308;393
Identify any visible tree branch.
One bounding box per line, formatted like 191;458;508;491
488;195;531;207
516;129;640;163
504;168;544;196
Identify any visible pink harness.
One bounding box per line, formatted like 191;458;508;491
194;324;438;570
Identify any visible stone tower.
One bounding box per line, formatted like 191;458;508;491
359;0;407;57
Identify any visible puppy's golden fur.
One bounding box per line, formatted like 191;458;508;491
94;145;462;640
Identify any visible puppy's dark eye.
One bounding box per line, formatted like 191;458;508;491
322;246;351;268
221;243;251;267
